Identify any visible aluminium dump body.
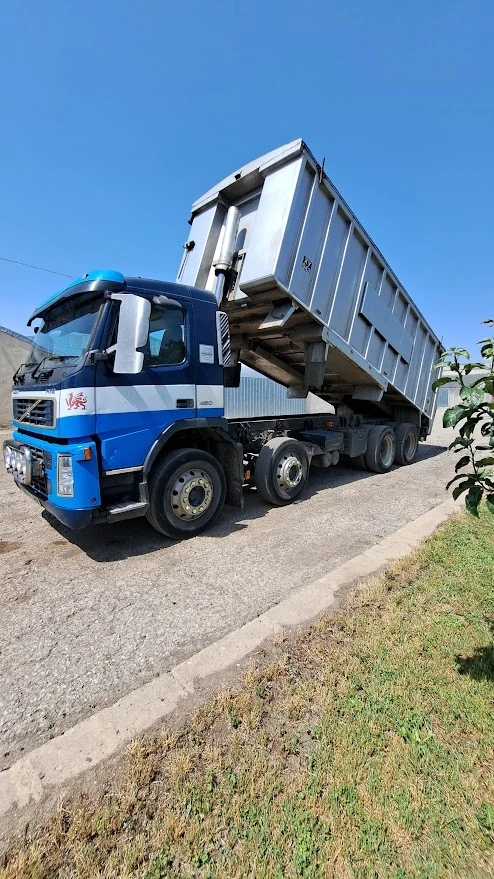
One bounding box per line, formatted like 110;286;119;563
177;139;442;429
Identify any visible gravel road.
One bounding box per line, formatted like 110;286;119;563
0;420;455;768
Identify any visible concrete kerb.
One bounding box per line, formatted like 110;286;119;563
171;616;281;693
0;497;457;826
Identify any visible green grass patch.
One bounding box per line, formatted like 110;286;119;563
2;511;493;878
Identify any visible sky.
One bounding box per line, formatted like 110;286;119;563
0;0;493;357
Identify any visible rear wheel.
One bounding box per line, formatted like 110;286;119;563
254;437;309;506
365;426;396;474
394;423;419;465
146;448;226;539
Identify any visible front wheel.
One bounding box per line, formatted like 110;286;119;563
146;448;226;539
254;437;309;506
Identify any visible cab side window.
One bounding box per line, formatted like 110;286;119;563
144;305;186;367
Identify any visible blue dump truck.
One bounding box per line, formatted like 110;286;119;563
3;140;442;539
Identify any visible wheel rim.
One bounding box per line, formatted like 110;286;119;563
380;434;395;468
276;454;304;490
171;469;213;520
404;431;418;460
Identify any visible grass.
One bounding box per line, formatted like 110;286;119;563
2;510;494;879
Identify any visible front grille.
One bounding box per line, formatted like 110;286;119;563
13;397;55;427
29;446;52;496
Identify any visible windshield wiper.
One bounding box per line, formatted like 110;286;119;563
31;354;76;379
13;363;29;384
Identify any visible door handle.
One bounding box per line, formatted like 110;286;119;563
176;398;194;408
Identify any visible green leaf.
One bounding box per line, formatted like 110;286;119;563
432;376;453;390
471;379;493;396
480;423;494;438
470;375;493;389
446;473;476;491
455;455;471;472
448;437;472;450
464;362;488;374
452;480;476;500
443;406;466;428
435;359;455;371
459;385;486;406
450;347;470;359
477;457;494;468
459;421;480;439
465;486;483;517
486;494;494;514
480;343;494;359
482;319;494;326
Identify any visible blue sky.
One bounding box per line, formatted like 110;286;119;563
1;0;492;356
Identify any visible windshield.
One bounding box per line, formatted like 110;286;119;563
26;295;103;365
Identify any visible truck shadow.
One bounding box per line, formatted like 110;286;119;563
42;441;449;563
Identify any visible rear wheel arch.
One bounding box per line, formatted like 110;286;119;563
143;418;227;476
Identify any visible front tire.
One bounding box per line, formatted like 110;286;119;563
254;437;309;506
146;448;226;539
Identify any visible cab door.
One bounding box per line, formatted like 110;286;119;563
95;294;196;472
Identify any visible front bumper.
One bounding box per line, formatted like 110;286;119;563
16;480;96;529
4;433;101;530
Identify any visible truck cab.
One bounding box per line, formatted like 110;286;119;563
4;270;244;538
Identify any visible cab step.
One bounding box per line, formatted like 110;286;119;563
106;501;149;523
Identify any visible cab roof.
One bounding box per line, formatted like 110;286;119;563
27;270;216;324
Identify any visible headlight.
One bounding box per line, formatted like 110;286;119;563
3;444;32;484
57;454;74;497
3;445;12;470
18;453;27;479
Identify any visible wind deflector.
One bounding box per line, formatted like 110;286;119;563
27;270;125;325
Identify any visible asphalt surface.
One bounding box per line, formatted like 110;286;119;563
0;420;455;768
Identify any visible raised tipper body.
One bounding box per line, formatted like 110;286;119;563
178;139;441;430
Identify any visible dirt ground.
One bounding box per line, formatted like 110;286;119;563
0;420;455;769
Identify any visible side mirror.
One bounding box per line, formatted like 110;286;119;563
107;294;151;374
